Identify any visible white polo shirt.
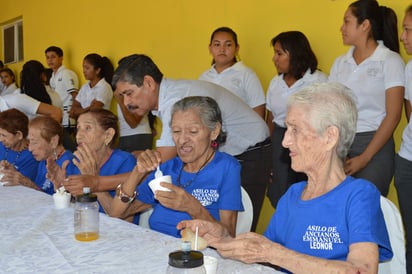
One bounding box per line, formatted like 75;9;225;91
75;78;113;110
155;78;269;156
1;83;18;96
0;90;40;119
399;61;412;161
199;61;265;108
50;65;79;127
117;105;152;137
329;41;405;133
266;69;328;127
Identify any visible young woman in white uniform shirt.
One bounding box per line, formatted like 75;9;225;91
0;68;18;96
199;26;266;119
329;0;404;196
265;31;327;208
70;53;114;120
395;5;412;273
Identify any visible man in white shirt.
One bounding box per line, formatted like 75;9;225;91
113;54;271;231
45;46;79;151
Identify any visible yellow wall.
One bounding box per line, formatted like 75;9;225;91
0;0;411;234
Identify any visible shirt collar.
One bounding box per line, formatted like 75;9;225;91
210;61;244;74
342;41;389;63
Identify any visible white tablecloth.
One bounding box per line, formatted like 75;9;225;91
0;186;280;274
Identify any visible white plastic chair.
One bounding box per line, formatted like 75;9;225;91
236;187;253;235
378;196;406;274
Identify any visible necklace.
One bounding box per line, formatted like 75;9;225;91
177;151;215;188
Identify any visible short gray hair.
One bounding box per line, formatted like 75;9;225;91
287;82;358;160
170;96;226;145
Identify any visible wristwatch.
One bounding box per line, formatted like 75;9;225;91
116;184;137;204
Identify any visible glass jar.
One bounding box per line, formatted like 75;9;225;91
74;187;99;241
166;241;206;274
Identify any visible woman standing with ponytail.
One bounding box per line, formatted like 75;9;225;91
329;0;404;196
395;5;412;272
70;53;114;119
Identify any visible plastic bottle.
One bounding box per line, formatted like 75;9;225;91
74;187;99;241
166;241;206;273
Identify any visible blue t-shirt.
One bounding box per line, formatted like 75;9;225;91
70;149;136;212
0;142;38;181
34;150;74;195
264;176;393;263
137;151;243;238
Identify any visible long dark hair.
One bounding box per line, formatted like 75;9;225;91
83;53;114;85
271;31;318;80
21;60;52;104
349;0;399;53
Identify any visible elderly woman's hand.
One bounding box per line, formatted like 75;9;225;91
136;149;162;173
0;160;8;168
154;183;196;211
176;219;232;245
0;162;23;186
46;157;69;190
212;232;275;264
73;143;99;175
63;174;101;196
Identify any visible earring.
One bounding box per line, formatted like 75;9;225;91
211;140;218;149
53;150;58;160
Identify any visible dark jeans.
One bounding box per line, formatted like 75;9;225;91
348;131;394;196
267;125;306;208
63;127;77;152
394;154;412;273
118;134;153;153
236;140;272;232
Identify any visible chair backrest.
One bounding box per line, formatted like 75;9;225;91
138;208;154;229
236;187;253;235
378;196;406;274
139;187;253;235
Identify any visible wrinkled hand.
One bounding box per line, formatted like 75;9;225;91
63;174;100;196
154;183;195;212
176;219;231;245
136;149;162;174
46;157;69;189
344;155;368;175
213;232;274;264
0;162;23;186
0;160;8;168
131;150;143;159
73;143;99;175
